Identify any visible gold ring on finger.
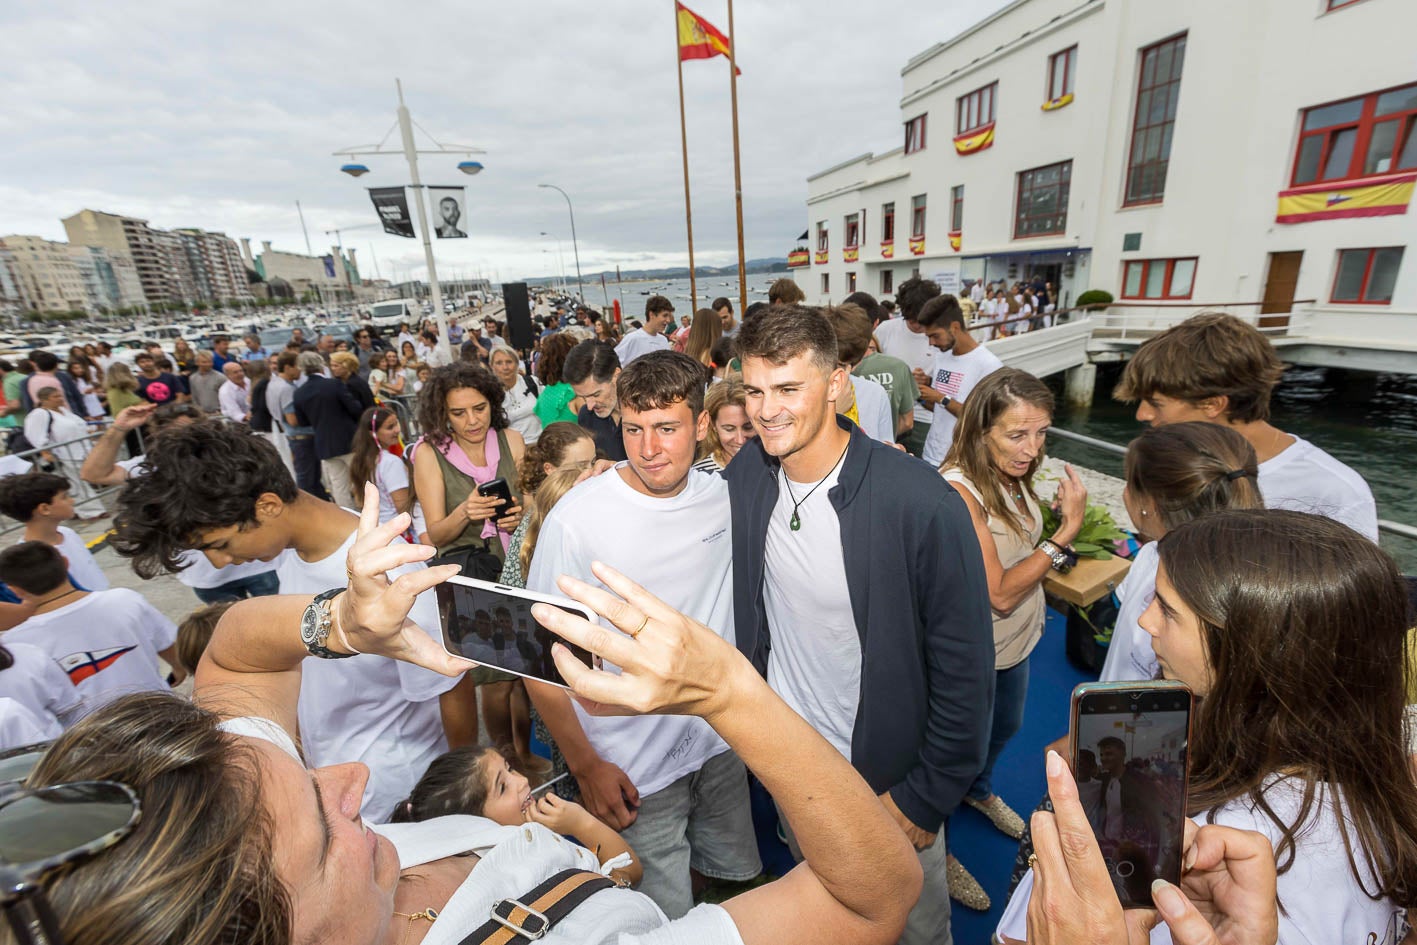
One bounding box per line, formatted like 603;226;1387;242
1027;852;1038;870
627;613;649;639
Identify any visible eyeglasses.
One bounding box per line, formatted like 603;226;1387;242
0;745;141;945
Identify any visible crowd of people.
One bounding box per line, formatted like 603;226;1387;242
0;281;1407;945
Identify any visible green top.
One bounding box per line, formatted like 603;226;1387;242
855;352;916;425
107;386;143;416
0;372;23;429
534;382;578;426
431;428;523;559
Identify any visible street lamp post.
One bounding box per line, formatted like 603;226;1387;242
335;79;486;362
538;184;584;305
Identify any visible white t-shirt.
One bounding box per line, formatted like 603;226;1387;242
277;523;458;823
999;777;1410;945
847;375;894;444
527;467;734;796
1259;436;1378;541
116;456;282;589
1099;542;1160;683
3;589;175;720
763;462;860;759
614;329;671;366
501;377;543;445
374;451;412;524
0;641;83;734
0;698;57;752
874;317;934;423
56;525;109;592
921;344;1005;466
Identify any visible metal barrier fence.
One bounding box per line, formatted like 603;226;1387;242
1045;425;1417;543
0;420;146;537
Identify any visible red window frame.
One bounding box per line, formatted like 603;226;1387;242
1047;45;1077;101
950;185;965;232
816;223;828;252
1120;257;1198;300
881;203;895;242
1014;160;1072;238
844;214;860;248
1124;33;1187;206
910;195;927;238
956;82;997;135
821;273;830;294
1330;247;1404;304
1290;82;1417;187
904;114;927;154
881;269;893;295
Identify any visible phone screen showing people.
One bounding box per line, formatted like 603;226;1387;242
1072;685;1190;907
435;580;593;688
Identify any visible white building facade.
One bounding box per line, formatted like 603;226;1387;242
794;0;1414;325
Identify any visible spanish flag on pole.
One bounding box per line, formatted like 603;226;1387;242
677;1;740;74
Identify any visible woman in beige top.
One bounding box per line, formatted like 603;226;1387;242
939;367;1086;911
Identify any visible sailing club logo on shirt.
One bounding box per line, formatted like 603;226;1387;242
701;527;727;545
931;369;964;400
58;645;138;684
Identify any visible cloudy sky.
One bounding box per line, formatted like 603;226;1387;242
2;0;1009;283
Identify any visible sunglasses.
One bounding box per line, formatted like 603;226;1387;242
0;745;141;945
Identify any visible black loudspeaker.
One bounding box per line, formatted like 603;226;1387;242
503;282;535;350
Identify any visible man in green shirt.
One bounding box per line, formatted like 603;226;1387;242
0;359;28;434
844;293;916;442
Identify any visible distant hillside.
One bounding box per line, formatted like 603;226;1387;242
521;258;788;285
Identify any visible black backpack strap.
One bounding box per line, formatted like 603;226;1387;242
460;868;617;944
522;373;539;399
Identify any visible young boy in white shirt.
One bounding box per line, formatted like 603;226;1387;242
0;472;110;593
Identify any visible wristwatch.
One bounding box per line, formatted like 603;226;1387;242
1038;539;1076;574
301;588;355;659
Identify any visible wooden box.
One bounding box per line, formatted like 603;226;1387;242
1044;554;1132;608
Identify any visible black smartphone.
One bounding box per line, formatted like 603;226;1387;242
1068;681;1192;908
434;576;595;689
477;477;514;519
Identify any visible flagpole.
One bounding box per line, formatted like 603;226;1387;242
675;6;697;311
726;0;747;316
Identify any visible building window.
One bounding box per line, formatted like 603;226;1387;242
911;195;927;238
950;186;965;231
1291;83;1417;186
1014;160;1072;238
904;114;927;154
1121;258;1198;300
881;269;894;295
847;271;858;293
1331;247;1403;304
1047;45;1077;101
845;213;860;247
1124;33;1187;206
882;203;895;242
816;223;828;252
821;273;830;294
956;82;997;135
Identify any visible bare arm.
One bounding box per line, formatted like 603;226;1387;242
439;674;480;749
524;679;640;830
948;483;1055;616
80;404;153;486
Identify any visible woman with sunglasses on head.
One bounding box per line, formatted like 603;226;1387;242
12;486;925;945
997;508;1417;944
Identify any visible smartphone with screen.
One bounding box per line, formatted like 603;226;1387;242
1069;680;1192;908
435;576;596;689
476;478;514;519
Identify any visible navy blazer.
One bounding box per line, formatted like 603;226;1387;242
292;374;363;460
724;416;995;833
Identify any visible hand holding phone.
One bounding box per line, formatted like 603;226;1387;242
476;477;514;519
435;576;595;689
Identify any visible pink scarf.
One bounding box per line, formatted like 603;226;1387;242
409;433;509;550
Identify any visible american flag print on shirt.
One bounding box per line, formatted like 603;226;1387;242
931;368;964;400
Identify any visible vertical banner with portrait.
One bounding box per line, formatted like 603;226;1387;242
429;186;468;239
369;187;416;238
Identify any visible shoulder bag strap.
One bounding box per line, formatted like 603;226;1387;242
459;868;617;945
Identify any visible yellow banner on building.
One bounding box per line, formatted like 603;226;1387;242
909;236;925;255
787;250;810;269
881;241;894;259
1041;93;1074;112
844;247;859;262
814;250;829;265
953;124;994;155
1275;173;1414;224
948;231;962;252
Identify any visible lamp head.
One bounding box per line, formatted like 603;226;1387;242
457;161;484;175
340;163;370;178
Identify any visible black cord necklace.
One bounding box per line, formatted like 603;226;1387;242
781;440;850;531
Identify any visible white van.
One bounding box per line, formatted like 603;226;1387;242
369;298;419;328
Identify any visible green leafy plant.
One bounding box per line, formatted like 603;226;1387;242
1040;501;1130;559
1075;289;1113;309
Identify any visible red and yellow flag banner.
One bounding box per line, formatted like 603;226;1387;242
1275;172;1413;224
787;250;810;268
909;236;926;256
953;123;995;155
881;241;894;259
677;2;740;74
843;246;859;262
814;250;829;265
1041;93;1074;112
948;231;962;252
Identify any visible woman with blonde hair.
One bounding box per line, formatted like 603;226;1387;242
683;308;723;368
692;378;755;472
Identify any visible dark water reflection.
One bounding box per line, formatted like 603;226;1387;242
1047;365;1417;571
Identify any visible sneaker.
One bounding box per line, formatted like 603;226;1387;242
966;794;1025;839
946;854;991;912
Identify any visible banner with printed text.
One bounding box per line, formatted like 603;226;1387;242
369;187;415;238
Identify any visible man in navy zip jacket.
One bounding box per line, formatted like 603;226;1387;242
724;304;993;945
